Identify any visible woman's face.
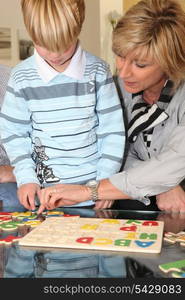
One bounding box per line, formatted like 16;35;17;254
116;52;166;94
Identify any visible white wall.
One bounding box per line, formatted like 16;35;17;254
81;0;123;72
80;0;101;57
100;0;123;72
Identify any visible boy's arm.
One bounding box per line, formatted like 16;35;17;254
0;75;39;187
95;67;125;180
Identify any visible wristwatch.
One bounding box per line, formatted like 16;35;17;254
86;180;99;202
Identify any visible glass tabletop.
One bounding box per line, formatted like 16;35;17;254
0;205;185;278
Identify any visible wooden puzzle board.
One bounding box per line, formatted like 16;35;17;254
18;217;164;253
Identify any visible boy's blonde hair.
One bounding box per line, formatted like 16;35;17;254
113;0;185;89
21;0;85;53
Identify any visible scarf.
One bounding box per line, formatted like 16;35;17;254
128;80;174;144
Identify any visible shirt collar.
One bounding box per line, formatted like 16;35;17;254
34;43;86;83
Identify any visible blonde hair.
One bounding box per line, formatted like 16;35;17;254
21;0;85;53
113;0;185;89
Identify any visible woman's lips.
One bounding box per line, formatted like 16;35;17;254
124;81;137;87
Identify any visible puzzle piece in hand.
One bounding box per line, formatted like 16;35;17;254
159;259;185;278
19;217;164;253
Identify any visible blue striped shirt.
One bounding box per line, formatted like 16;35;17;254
0;48;125;206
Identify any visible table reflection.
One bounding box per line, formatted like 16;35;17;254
2;243;156;278
157;212;185;233
0;205;185;278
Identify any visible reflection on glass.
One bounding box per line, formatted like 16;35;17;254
4;244;128;278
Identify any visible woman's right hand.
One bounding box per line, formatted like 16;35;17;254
37;184;91;214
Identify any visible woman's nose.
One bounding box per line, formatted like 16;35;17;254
118;61;132;78
116;57;131;78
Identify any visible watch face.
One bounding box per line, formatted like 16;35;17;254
87;180;97;187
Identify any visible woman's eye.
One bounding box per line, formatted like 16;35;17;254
135;61;148;68
136;63;147;68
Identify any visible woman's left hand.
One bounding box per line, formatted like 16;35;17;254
156;185;185;213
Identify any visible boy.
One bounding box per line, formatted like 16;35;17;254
0;0;125;210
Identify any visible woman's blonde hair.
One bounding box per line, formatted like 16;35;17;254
113;0;185;89
21;0;85;53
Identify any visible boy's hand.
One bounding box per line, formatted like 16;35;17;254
18;183;41;210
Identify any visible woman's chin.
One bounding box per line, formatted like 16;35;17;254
124;84;140;94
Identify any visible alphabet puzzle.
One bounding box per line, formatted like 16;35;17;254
19;217;164;253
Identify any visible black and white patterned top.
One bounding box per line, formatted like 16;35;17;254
128;80;174;152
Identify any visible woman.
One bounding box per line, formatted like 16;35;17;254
38;0;185;214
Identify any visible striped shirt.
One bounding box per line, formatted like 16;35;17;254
0;46;125;206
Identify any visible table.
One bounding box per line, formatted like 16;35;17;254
0;205;185;278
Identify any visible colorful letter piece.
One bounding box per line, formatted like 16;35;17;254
45;211;64;218
0;216;12;222
135;241;155;248
171;271;185;278
120;226;137;231
0;212;12;216
159;259;185;275
164;231;185;246
0;221;23;231
142;221;158;226
63;214;80;217
0;235;21;244
23;220;42;227
11;212;32;219
76;237;94;244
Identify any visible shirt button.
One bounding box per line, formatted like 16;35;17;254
153;148;157;151
161;123;164;126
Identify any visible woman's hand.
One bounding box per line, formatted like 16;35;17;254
156;185;185;213
38;184;90;213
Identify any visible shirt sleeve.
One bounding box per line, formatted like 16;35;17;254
0;74;39;187
109;117;185;201
123;143;142;170
95;66;126;180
